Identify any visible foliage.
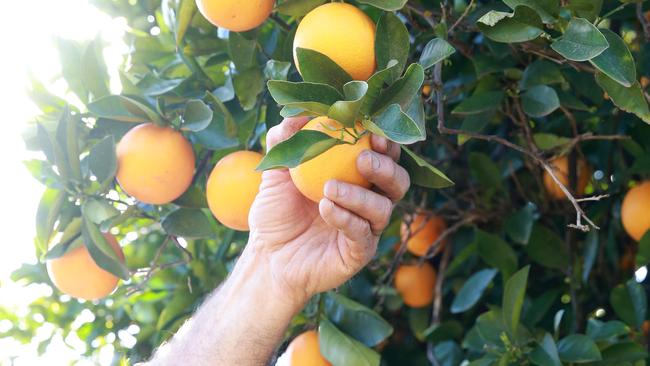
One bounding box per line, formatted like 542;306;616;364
5;0;650;365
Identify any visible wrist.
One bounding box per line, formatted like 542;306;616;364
229;240;308;315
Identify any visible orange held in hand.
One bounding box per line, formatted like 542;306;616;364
621;181;650;242
543;156;591;200
401;213;447;257
196;0;275;32
206;151;263;231
47;235;124;300
289;117;371;203
285;330;331;366
394;262;437;308
117;123;195;205
293;3;376;81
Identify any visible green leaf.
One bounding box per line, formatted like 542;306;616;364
533;133;570;150
502;266;530;338
228;31;257;69
525;224;569;270
475;229;518;278
567;0;602;22
586;319;629;341
637;231;650;266
529;333;562;366
469;152;502;190
57;108;82;181
477;6;544;43
610;279;648;328
522;85;560;117
81;211;130;280
400;146;455;188
375;12;409;83
419;38;456;70
590;29;636;87
87;95;162;124
233;66;264;111
161;208;213;239
557;334;602;363
174;0;197;46
359;60;399;116
323;292;393;347
551;18;609;62
257;130;345;170
365;104;425;144
319;318;380;366
89;136;117;184
173;185;208;208
276;0;327;16
267;80;343;116
371;64;425;115
582;231;598;283
596;73;650;124
503;0;559;24
36;188;66;253
296;48;353;91
44;218;83;260
504;203;536;245
263;60;292;81
83;197;119;225
599;342;648;363
356;0;407;11
181;99;213;132
520;60;565;90
452;91;504;115
82;39;110;100
451;269;498;313
327;81;368;127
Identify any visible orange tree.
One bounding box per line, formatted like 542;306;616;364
6;0;650;364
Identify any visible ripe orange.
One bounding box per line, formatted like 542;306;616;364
196;0;275;32
293;3;376;81
621;181;650;241
289;117;371;203
116;123;195;205
422;85;432;96
543;156;591;200
394;262;437;308
47;235;124;300
286;330;331;366
206;151;263;231
401;213;447;257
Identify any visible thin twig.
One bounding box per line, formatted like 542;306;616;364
448;0;475;34
637;3;650;42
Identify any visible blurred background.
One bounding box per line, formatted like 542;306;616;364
0;1;127;363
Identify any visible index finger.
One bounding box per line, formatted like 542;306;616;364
265;117;310;151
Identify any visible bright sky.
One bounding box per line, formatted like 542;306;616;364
0;0;127;363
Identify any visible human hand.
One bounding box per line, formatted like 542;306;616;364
245;117;410;306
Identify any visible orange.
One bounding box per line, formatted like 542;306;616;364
641;76;650;89
621;181;650;241
47;235;124;300
293;3;376;81
206;151;263;231
116;123;195;205
422;85;432;96
286;330;331;366
289;117;371;203
196;0;275;32
543;156;591;200
401;213;447;257
394;262;437;308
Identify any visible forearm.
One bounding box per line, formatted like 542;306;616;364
148;241;305;366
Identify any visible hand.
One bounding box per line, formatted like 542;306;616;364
246;117;410;305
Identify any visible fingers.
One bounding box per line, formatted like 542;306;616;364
265;117;310;151
324;180;392;235
370;135;401;162
357;150;410;202
319;199;373;242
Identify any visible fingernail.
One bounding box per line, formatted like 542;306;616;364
370;152;380;170
324;180;340;198
361;150;379;170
